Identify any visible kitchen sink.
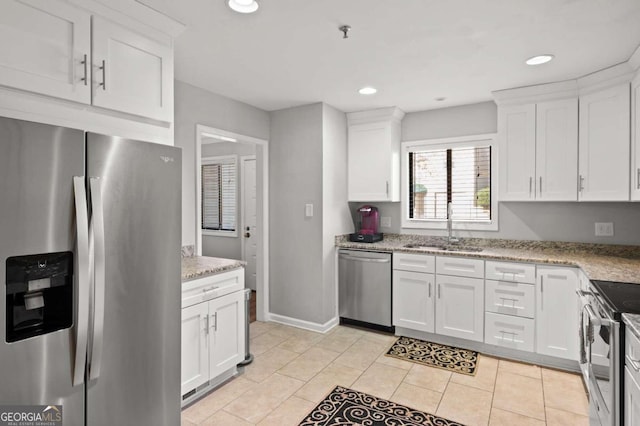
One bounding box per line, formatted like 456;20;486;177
403;243;483;253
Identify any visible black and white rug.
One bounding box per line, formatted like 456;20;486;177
298;386;464;426
385;336;479;376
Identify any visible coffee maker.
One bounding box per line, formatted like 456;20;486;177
349;205;383;243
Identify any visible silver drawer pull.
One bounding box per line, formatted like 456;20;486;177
202;286;219;294
629;358;640;372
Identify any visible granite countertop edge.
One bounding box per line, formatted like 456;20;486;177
181;256;246;282
335;234;640;284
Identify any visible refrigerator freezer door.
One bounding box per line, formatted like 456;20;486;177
0;117;86;426
85;134;181;426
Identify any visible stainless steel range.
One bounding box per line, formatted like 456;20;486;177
578;280;640;426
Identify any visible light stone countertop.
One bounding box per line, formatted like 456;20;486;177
336;234;640;284
623;314;640;340
181;255;246;282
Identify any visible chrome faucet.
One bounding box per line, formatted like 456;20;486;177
447;202;458;244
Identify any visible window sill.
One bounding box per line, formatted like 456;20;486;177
202;229;238;238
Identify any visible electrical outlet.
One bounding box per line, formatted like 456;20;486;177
595;222;614;237
381;216;391;228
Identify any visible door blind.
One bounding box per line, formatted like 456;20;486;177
202;160;236;231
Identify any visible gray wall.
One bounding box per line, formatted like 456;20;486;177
174;80;270;248
321;104;351;321
352;101;640;245
270;103;325;324
201;142;256;260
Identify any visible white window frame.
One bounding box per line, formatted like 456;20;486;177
201;155;238;237
401;133;498;231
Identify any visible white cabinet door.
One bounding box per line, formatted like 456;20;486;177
625;368;640;426
0;0;91;103
393;270;435;332
498;103;536;201
348;121;398;201
209;291;245;379
536;99;578;201
435;275;484;342
579;84;631;201
181;302;210;396
92;17;173;122
536;266;579;360
631;73;640;201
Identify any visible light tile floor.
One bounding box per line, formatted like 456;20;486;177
181;322;589;426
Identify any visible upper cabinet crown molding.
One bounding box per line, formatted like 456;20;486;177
347;107;405;126
492;80;578;106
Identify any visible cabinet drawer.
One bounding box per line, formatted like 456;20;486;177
393;253;435;273
485;312;535;352
485;280;535;318
182;268;244;308
485;261;535;284
627;327;640;385
436;256;484;278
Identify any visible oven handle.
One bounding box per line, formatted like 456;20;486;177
584;304;614;327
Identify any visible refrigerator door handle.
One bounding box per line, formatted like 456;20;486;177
88;177;106;381
73;177;90;386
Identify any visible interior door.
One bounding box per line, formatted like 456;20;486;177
85;133;181;426
242;156;257;291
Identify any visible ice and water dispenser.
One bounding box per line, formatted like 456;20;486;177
5;252;73;342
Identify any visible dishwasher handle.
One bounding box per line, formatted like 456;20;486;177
339;254;390;263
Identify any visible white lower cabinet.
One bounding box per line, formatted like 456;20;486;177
536;266;579;360
435;274;484;342
393;270;435;332
181;269;246;401
626;368;640;425
484;312;534;352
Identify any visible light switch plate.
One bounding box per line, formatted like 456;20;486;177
305;203;313;217
595;222;614;237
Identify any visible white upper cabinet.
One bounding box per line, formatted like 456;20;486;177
498;99;577;201
347;107;404;202
631;72;640;200
0;0;91;103
535;99;578;201
92;17;173;122
579;83;631;201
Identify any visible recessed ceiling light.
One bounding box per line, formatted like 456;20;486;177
358;87;377;95
228;0;258;13
526;54;554;65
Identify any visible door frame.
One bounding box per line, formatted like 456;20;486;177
195;124;269;322
240;155;257;289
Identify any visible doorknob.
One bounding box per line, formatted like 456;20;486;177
245;232;251;238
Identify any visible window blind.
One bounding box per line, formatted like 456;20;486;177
202;159;236;231
409;146;491;221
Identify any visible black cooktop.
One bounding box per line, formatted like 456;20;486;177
592;280;640;316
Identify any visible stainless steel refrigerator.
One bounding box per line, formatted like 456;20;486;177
0;117;181;425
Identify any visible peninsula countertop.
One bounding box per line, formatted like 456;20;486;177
181;255;246;282
336;234;640;284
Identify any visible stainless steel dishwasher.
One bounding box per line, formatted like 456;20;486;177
338;249;393;332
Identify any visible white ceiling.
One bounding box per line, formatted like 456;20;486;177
141;0;640;113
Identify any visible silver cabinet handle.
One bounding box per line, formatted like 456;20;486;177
630;358;640;372
438;284;441;299
339;254;390;263
386;181;389;196
89;177;106;381
211;313;217;331
529;177;532;197
80;54;88;86
637;168;640;190
72;176;90;387
540;276;544;311
579;175;585;192
204;315;209;335
99;60;106;90
539;176;542;195
428;282;431;298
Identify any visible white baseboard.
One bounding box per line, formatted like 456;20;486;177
268;313;338;334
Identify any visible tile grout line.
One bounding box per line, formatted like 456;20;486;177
486;356;500;426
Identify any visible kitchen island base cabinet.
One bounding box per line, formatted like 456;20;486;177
535;266;579;360
181;302;210;395
393;270;435;333
435;275;484;343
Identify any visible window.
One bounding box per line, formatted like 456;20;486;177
201;156;237;236
402;135;497;231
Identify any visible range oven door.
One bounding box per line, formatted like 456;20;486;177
578;290;619;426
